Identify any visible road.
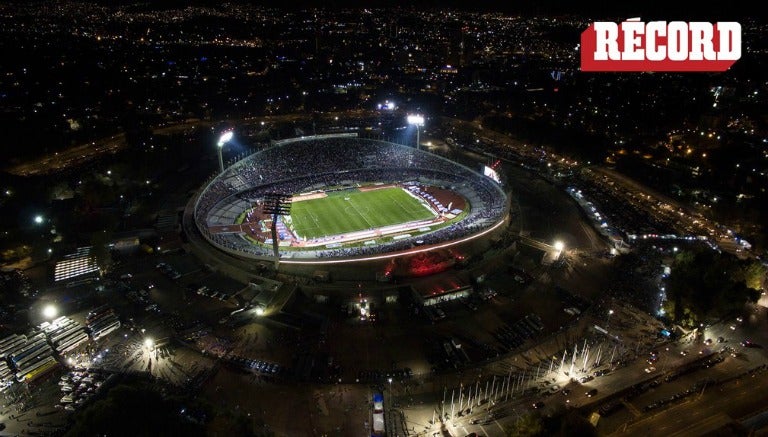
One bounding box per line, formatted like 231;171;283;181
4;110;375;177
587;167;749;259
397;300;768;436
614;370;768;436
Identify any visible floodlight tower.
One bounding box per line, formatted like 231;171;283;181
216;130;234;174
262;193;292;270
407;114;425;150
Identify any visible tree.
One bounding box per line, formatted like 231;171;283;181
89;230;113;275
509;413;544;437
665;248;761;327
65;382;204;437
736;261;766;292
557;411;597;437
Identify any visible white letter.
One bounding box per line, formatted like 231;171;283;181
689;22;715;60
717;22;741;60
621;20;645;60
667;21;689;61
646;21;667;61
593;22;621;61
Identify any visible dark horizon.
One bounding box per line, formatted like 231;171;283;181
50;0;759;20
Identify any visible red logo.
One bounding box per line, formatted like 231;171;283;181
581;19;741;71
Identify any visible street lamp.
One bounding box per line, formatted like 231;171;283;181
216;130;234;174
42;304;58;320
34;215;44;225
407;114;424;149
144;338;154;350
553;240;565;252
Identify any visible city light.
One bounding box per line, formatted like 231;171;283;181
0;6;766;434
378;100;396;110
42;304;58;319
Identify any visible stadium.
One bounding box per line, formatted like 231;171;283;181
190;133;508;277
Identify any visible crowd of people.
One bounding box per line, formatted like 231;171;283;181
193;136;508;259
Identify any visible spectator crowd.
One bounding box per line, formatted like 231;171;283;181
193;136;507;259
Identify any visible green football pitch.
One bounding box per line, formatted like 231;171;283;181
289;187;436;240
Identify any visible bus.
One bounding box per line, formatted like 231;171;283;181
39;317;68;332
372;393;385;435
89;315;118;335
0;337;27;358
56;330;87;347
56;332;89;355
56;330;87;349
9;339;48;365
15;356;56;382
0;334;25;348
86;305;112;322
88;303;110;316
86;310;116;327
45;320;77;336
51;326;84;346
14;348;53;371
13;355;48;376
25;359;59;384
92;321;121;341
44;316;74;329
0;337;29;359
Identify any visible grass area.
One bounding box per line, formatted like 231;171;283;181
235;211;247;225
289;187;436;240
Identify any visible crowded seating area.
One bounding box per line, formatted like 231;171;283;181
194;135;507;259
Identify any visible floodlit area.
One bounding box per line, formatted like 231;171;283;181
289;187;437;240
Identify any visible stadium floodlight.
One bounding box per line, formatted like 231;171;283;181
42;304;58;320
217;130;234;147
407;115;425;150
407;114;424;126
216;130;234;174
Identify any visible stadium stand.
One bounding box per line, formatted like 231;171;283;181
194;135;507;259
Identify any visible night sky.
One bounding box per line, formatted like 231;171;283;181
75;0;757;20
